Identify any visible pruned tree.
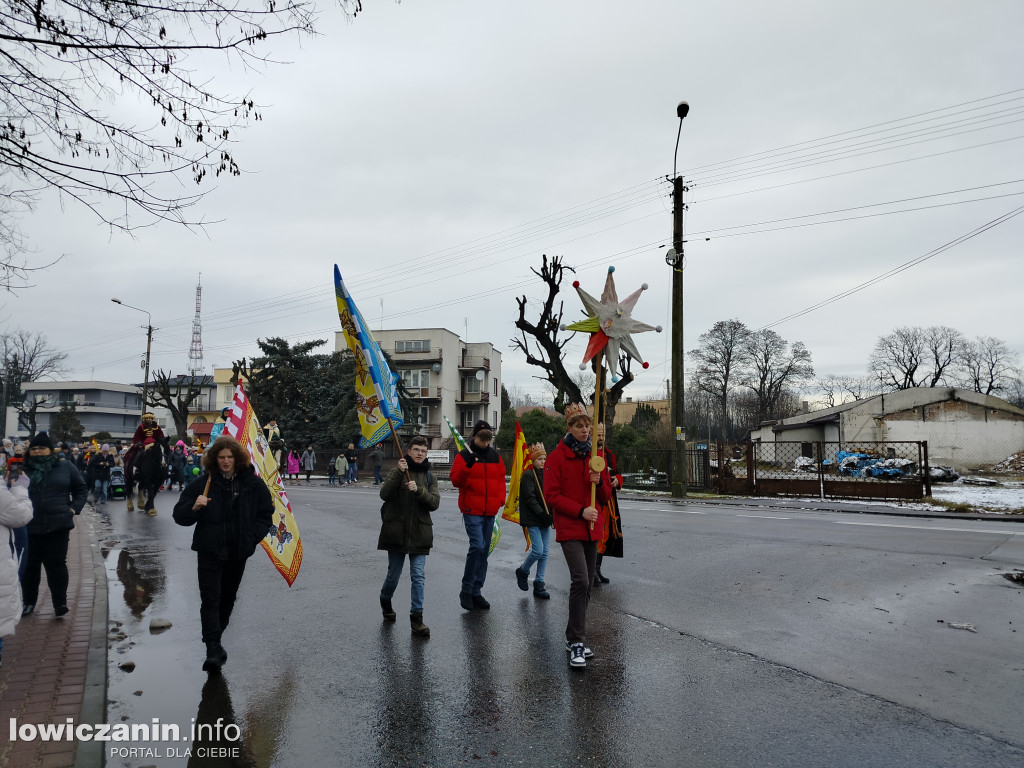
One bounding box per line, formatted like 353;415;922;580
147;370;214;440
688;319;750;439
741;329;814;423
958;336;1020;395
0;0;365;285
513;253;635;425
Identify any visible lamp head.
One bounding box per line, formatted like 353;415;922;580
676;101;690;120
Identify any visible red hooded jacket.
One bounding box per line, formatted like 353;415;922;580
450;445;507;516
544;437;613;543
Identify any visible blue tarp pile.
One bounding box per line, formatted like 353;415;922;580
836;451;916;479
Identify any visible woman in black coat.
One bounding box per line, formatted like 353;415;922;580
21;432;88;617
173;436;274;672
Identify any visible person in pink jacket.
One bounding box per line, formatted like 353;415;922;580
544;403;612;669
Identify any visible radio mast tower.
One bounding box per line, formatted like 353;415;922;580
188;275;204;376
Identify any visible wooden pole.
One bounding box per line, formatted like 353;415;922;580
385;414;413;484
588;348;606;529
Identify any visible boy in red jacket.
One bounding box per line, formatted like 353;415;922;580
450;420;507;611
544;403;612;668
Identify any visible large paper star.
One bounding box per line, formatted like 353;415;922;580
563;266;661;376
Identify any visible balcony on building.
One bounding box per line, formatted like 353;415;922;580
458;354;490;371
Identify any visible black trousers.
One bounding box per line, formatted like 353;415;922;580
197;552;248;643
22;528;71;608
560;539;597;643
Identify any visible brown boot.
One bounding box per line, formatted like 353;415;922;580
410;612;430;637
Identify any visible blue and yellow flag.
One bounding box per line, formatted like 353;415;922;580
334;265;404;447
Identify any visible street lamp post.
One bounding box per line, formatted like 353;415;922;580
111;299;153;414
668;100;690;498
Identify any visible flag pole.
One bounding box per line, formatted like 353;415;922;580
385;414;413;483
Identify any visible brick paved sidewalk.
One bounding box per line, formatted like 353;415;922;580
0;510;108;768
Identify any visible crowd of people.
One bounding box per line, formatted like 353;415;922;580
1;403;624;675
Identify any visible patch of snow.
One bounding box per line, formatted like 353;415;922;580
929;481;1024;512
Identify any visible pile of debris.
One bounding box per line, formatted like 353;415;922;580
834;451;917;479
990;451;1024;474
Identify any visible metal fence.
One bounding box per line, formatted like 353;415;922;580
713;441;929;500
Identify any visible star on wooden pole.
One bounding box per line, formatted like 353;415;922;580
562;266;662;382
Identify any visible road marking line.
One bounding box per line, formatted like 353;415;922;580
834;521;1023;535
736;514;790;520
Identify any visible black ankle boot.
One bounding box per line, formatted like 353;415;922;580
410;612;430;637
202;641;227;672
380;597;397;622
595;568;610;584
533;580;550;599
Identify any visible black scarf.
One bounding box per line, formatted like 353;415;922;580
563;433;592;458
406;455;431;473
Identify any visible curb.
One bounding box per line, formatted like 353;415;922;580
615;491;1024;523
76;508;109;768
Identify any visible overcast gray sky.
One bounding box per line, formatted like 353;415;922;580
4;0;1022;403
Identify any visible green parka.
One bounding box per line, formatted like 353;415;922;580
377;456;440;555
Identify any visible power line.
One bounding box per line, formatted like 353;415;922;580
757;205;1024;330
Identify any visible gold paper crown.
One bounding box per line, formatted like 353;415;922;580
564;402;588;424
596;422;606;439
528;442;547;462
142;412;155;420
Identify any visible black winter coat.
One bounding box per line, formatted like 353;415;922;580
173;465;274;561
377;458;440;555
518;468;552;528
88;453;117;484
135;445;165;487
25;458;88;535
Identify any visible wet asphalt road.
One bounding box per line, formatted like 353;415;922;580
97;483;1024;768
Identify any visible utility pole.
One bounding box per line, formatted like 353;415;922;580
668;101;690;498
142;321;153;413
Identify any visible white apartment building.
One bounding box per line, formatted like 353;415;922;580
335;328;502;449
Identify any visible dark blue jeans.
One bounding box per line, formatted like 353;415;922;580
461;514;495;597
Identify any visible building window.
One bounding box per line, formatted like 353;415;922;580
401;369;430;389
396;340;430;353
413;406;430;426
463;376;480;393
463;408;477;430
493;378;498;396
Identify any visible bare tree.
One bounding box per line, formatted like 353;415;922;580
0;0;365;283
870;326;925;390
1;330;68;436
958;336;1020;395
741;329;814;423
688;319;750;439
816;374;877;408
513;254;635;424
147;370;214;439
922;326;966;387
